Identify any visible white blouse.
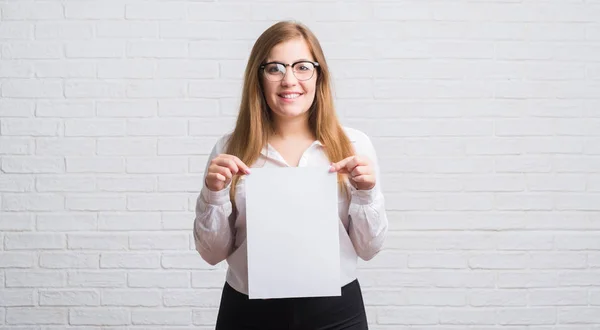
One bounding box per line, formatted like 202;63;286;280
193;127;388;295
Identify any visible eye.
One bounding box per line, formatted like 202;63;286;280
265;64;282;73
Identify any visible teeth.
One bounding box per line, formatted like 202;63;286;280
281;94;300;99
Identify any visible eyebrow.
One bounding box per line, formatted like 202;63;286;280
265;58;314;63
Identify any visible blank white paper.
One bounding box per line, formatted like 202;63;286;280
245;166;341;299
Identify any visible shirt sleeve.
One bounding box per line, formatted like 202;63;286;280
193;135;236;266
347;131;389;261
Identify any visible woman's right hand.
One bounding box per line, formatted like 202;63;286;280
205;154;251;192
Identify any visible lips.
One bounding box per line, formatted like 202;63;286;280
278;92;303;99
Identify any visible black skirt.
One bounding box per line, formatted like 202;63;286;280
215;279;369;330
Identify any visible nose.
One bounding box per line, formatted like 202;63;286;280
280;67;298;86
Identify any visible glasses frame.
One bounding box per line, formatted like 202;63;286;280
260;60;320;82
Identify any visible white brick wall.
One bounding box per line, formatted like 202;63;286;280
0;0;599;328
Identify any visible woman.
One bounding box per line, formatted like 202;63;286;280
193;21;388;330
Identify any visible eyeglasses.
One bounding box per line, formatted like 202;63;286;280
260;61;319;82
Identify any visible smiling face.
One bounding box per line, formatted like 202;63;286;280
261;38;318;122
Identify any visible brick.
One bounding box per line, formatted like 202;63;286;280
2;42;62;59
559;307;600;324
129;233;189;250
69;308;129;326
163;290;222;307
97;22;158;38
127;41;187;58
157;60;218;79
158;175;204;192
559;272;600;286
97;138;157;157
100;253;160;269
65;119;126;137
39;252;99;269
0;60;33;78
98;212;161;231
36;101;94;118
5;233;65;250
127;119;187;136
131;310;191;325
98;175;156;192
2;79;63;98
439;309;496;325
101;290;161;307
529;253;587;269
469;253;529;270
1;194;64;211
6;270;65;288
158;100;219;117
37;213;97;231
39;290;99;306
36;138;96;156
126;157;188;174
35;22;93;40
157;138;218;156
36;176;95;192
1;119;60;136
0;214;34;231
469;290;527;307
64;81;127;98
189;118;236;137
530;290;587;306
68;271;127;288
66;195;126;211
0;290;35;307
128;271;190;288
0;99;35;118
0;253;35;268
1;2;63;20
66;157;125;173
6;307;67;325
377;307;438;325
555;234;600;250
126;80;187;98
65;3;124;19
497;308;556;325
498;272;559;288
68;234;128;251
408;253;467;269
0;175;34;192
97;100;156;117
0;137;32;154
34;61;96;78
126;3;186;20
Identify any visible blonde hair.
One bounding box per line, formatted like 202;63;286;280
226;21;354;204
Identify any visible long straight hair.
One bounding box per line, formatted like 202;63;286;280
226;21;354;203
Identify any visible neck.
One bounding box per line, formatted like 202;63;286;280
271;113;314;140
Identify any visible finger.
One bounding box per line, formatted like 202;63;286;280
209;165;233;181
351;165;370;178
213;158;239;175
352;174;374;184
330;156;355;173
221;155;251;174
205;172;227;183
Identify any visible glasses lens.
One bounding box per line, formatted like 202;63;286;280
293;62;315;80
264;63;285;81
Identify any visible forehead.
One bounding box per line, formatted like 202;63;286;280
267;38;314;62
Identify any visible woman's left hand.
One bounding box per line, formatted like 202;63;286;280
329;156;376;190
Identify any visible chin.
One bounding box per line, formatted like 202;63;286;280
272;106;309;119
